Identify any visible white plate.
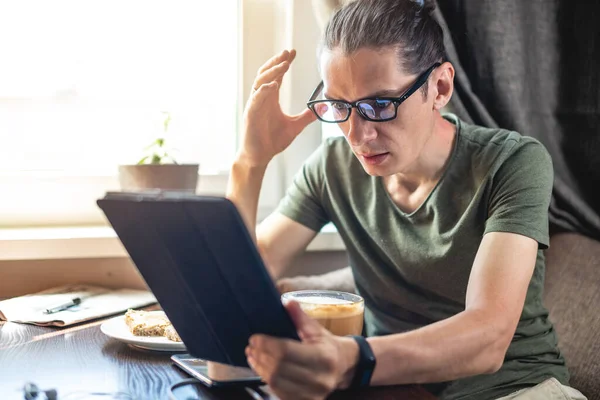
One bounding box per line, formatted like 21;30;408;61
100;315;186;352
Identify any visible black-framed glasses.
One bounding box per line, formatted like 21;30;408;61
306;62;441;123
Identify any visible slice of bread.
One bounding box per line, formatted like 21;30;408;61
164;324;182;342
124;309;171;337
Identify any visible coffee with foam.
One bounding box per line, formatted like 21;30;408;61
282;291;364;336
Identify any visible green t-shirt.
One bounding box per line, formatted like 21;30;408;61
276;114;568;400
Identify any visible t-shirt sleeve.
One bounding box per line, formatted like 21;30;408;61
485;139;553;249
275;141;331;232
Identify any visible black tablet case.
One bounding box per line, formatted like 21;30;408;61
97;191;299;367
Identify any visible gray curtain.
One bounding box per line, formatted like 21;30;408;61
434;0;600;240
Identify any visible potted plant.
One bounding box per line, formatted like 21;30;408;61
118;112;199;192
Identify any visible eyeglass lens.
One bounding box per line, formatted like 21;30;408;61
313;99;396;122
357;99;395;120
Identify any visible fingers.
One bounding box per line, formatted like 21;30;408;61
250;81;279;106
252;49;297;93
248;335;305;367
285;301;324;341
250;356;329;400
253;61;290;92
248;334;328;369
246;335;338;399
257;49;296;76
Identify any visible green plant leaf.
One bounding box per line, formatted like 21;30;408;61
137;155;150;165
162;112;171;132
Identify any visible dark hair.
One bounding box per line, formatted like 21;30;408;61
320;0;446;80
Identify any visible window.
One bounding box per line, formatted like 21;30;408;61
0;1;238;174
0;1;239;226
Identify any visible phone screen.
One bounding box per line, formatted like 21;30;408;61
171;354;264;387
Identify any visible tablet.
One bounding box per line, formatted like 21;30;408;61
97;191;300;367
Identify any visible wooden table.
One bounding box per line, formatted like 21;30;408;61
0;318;436;400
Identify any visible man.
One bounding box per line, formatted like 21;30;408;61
226;0;586;399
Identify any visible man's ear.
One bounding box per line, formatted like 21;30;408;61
432;62;455;111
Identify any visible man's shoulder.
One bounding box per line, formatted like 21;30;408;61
447;114;549;163
446;113;544;150
444;114;552;185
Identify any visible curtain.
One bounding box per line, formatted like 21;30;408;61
434;0;600;240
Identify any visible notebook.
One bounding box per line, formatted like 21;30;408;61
0;284;157;327
96;191;299;367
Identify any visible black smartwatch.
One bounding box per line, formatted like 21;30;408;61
349;335;377;388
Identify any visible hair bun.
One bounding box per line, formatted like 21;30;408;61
416;0;436;15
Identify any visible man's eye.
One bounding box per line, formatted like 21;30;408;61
373;99;392;109
332;102;347;110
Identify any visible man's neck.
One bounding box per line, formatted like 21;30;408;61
383;114;457;212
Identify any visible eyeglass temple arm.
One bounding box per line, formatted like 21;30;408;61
309;81;324;102
397;62;442;102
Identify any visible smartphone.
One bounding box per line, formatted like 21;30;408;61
171;354;264;388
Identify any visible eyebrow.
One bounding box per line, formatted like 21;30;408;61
324;87;406;101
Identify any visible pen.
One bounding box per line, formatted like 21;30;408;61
44;297;82;314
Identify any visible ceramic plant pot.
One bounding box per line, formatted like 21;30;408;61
118;164;199;192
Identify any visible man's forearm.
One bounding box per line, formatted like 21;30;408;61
226;158;268;243
363;309;511;386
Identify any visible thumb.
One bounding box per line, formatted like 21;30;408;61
290;107;317;134
285;300;325;341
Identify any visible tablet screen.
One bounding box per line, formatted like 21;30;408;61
97;192;300;367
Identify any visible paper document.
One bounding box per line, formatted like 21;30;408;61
0;284;157;327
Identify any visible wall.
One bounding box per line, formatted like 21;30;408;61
0;251;348;298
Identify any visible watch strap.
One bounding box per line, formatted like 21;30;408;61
349;335;376;388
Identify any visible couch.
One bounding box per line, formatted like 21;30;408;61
543;232;600;399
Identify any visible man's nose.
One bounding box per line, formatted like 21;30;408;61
345;111;377;147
